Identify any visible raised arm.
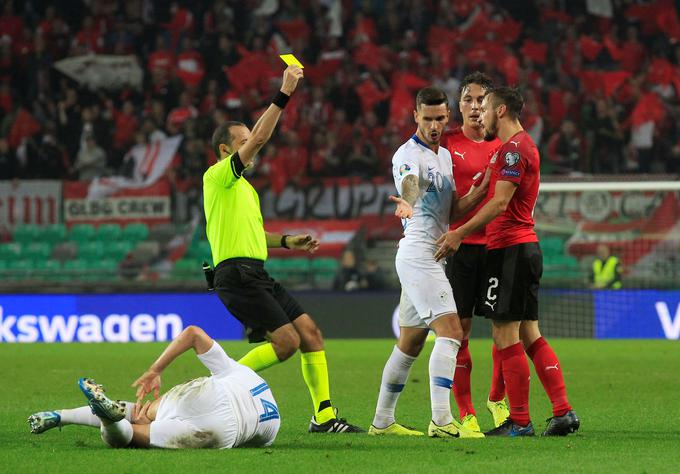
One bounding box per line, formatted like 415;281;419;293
131;326;214;402
265;231;320;253
236;66;304;168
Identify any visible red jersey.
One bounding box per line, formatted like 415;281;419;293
442;129;501;245
486;130;540;250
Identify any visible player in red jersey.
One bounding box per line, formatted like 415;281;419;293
440;72;504;432
434;87;579;437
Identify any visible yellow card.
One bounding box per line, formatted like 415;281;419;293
279;54;304;68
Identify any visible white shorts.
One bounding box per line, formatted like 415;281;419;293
395;255;457;328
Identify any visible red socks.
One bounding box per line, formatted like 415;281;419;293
452;339;475;419
526;337;572;417
499;342;531;426
488;344;506;402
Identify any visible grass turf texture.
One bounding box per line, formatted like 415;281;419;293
2;339;680;473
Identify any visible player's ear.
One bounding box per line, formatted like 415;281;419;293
219;143;230;157
497;103;506;119
413;108;418;123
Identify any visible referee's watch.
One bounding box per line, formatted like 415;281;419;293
281;234;291;249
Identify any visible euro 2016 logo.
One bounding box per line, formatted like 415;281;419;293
399;164;411;176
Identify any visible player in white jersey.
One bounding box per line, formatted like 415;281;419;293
28;325;280;449
369;86;488;439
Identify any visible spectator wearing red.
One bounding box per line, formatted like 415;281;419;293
110;100;140;152
0;1;24;45
73;16;104;54
175;37;205;88
148;35;175;79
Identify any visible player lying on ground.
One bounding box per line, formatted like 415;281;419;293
28;325;280;449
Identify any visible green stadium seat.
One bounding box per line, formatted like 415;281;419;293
123;222;150;242
171;258;201;280
63;259;90;280
0;242;22;260
33;259;62;281
12;224;39;243
21;242;52;260
68;224;96;242
92;259;119;280
7;259;33;280
78;241;106;260
188;240;212;261
40;224;67;244
109;241;134;260
311;257;339;288
96;223;122;241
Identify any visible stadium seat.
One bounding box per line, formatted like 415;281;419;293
95;223;122;241
0;242;22;260
122;222;150;242
7;259;33;280
188;240;212;261
171;258;201;280
12;224;39;243
33;259;62;281
311;257;339;288
63;259;90;280
108;241;134;260
131;241;160;263
91;259;119;280
21;242;52;260
40;224;67;244
68;224;96;242
78;241;106;260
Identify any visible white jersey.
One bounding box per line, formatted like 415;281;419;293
150;341;280;449
392;135;455;258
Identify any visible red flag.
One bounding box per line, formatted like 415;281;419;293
602;36;623;61
602;71;631;98
629;92;666;127
352;42;383;71
355;79;390;113
580;35;603;61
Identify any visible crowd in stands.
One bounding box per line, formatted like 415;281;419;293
2;0;680;189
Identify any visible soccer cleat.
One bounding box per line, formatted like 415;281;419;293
309;409;365;433
461;414;481;433
428;419;485;439
486;398;510;428
78;378;126;422
484;419;535;437
28;411;61;434
368;422;424;436
542;410;580;436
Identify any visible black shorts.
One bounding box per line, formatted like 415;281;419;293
445;244;487;318
214;258;305;343
483;242;542;322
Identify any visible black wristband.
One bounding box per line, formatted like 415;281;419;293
281;234;291;249
272;91;290;109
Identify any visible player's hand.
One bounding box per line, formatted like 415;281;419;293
132;400;153;425
280;65;304;96
287;234;320;253
434;230;464;261
132;369;161;403
389;195;413;219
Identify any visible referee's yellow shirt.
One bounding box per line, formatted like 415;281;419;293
203;154;267;266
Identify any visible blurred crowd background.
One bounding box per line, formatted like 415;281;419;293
2;0;680;188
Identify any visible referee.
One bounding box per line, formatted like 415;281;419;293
203;65;362;434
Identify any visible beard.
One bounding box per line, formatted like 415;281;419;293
483;118;498;141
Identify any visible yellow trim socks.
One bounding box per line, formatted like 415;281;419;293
301;350;334;423
238;343;281;372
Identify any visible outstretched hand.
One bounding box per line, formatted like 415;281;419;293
287;234;320;254
389;195;413;219
132;369;161;404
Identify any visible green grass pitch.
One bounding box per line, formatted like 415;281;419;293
2;339;680;473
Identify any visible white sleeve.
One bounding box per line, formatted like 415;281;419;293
392;148;420;195
197;340;237;376
150;419;223;449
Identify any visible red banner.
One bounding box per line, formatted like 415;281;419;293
0;180;62;227
63;180;171;226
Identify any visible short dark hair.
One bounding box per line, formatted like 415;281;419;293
415;86;448;110
488;87;524;120
459;71;494;97
211;121;246;158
